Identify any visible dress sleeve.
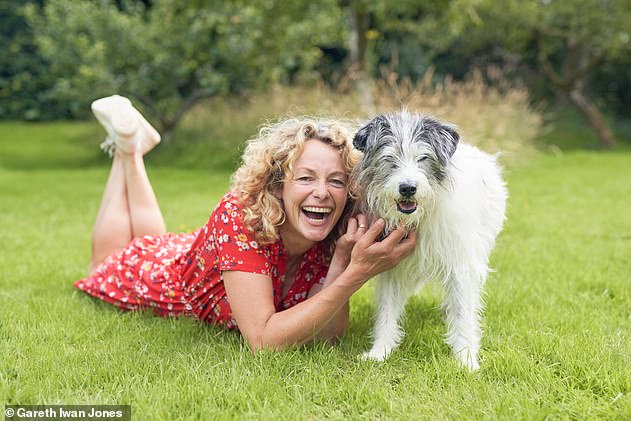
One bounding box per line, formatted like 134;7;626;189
210;196;273;276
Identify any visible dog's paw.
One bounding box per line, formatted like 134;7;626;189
360;348;390;362
454;351;480;371
462;358;480;372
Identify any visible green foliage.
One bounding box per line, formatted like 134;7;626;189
435;0;631;96
3;0;630;138
351;0;631;121
591;50;631;115
431;0;631;147
334;0;455;83
0;0;69;120
23;0;344;136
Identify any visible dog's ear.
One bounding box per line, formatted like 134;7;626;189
353;115;388;152
431;122;460;166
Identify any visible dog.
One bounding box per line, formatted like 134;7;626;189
352;111;507;370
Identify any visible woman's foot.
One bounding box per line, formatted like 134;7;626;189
91;95;161;156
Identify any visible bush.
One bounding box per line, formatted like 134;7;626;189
154;68;543;169
372;67;544;161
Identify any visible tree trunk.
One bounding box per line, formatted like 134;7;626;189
147;89;218;143
535;35;616;149
157;119;176;144
348;5;374;115
568;89;616;148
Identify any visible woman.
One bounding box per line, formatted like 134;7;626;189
75;95;417;351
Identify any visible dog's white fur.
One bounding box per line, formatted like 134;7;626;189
353;111;507;370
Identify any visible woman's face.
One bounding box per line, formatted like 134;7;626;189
278;139;349;253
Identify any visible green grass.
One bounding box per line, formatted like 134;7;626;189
1;121;629;420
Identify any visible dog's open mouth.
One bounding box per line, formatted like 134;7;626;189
396;200;417;214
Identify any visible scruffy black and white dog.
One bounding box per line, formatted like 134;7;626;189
352;111;507;370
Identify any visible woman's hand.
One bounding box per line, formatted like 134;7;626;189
346;218;417;286
328;215;417;289
329;214;369;277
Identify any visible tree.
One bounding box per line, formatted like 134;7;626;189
445;0;631;148
339;0;373;113
337;0;450;113
24;0;343;139
0;0;68;120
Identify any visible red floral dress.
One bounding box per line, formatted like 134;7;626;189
74;192;331;329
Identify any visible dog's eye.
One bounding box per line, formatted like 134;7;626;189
417;156;428;163
383;155;398;166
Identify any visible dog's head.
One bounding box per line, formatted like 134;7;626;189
352;111;459;228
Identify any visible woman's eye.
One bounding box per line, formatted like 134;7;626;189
329;179;347;188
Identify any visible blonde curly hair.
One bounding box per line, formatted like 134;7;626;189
231;117;361;247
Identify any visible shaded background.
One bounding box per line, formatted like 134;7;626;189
1;0;630;163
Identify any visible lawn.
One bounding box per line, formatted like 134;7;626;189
0;121;629;420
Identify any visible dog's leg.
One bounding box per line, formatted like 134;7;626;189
442;268;485;371
363;274;410;361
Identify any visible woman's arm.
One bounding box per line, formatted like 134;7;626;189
304;214;367;342
305;283;349;343
223;218;417;351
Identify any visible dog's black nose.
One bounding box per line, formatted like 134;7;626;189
399;183;417;197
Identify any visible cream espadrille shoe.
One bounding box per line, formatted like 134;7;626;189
91;94;161;156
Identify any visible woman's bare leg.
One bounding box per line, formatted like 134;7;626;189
90;153;132;273
89;150;167;273
88;94;164;273
122;151;167;238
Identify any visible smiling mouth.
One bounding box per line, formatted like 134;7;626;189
302;206;333;221
396;200;417;214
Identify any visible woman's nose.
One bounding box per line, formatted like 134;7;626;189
313;180;328;197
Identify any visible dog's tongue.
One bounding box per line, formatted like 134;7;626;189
397;201;417;214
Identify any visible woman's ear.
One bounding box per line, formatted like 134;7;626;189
272;183;283;200
270;165;285;199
